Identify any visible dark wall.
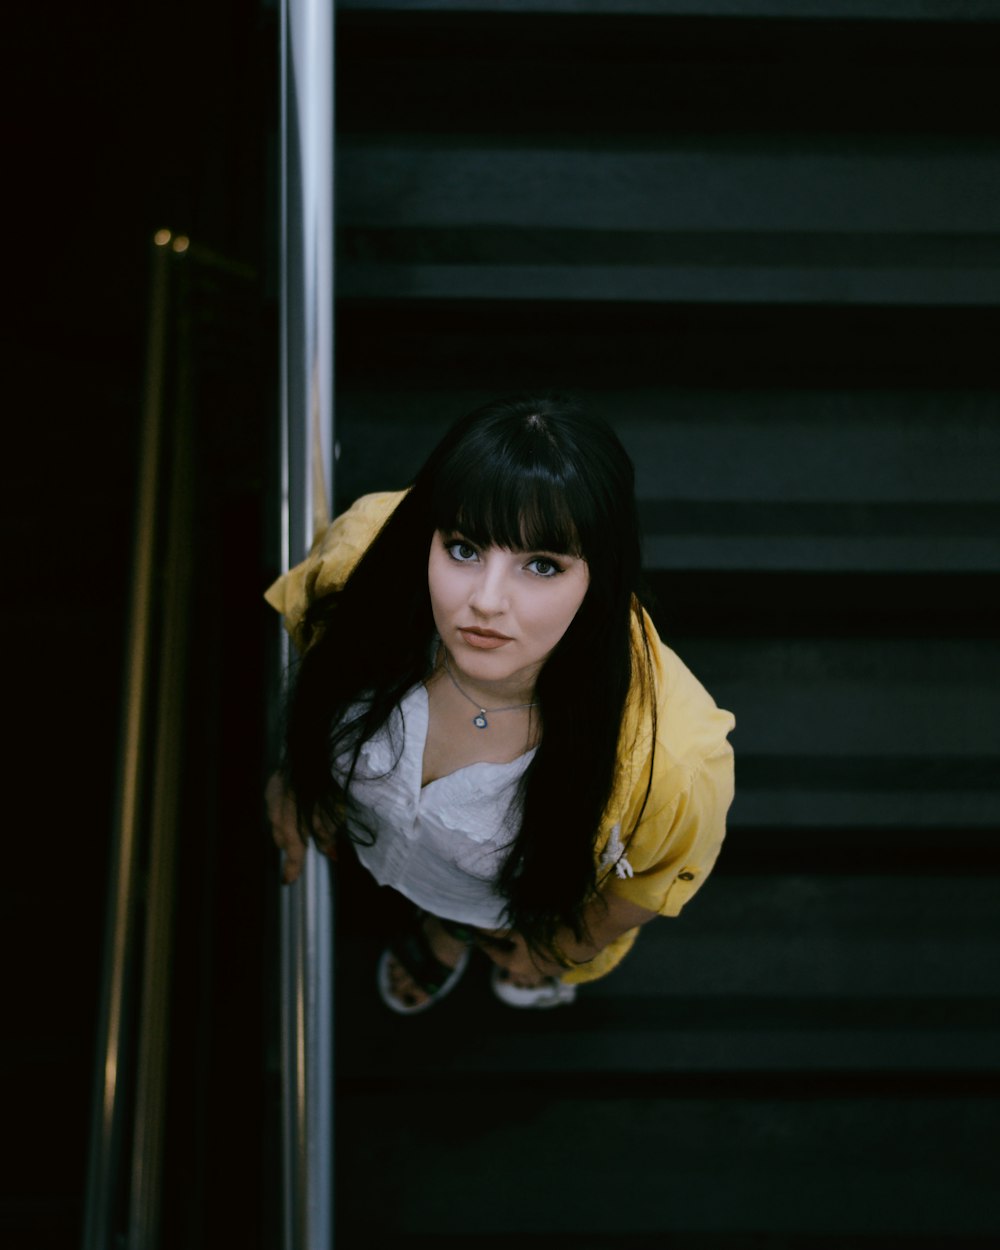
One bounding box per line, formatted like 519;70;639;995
6;3;277;1245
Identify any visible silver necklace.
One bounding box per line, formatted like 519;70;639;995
442;652;537;730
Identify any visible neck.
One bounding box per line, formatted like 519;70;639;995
437;647;538;710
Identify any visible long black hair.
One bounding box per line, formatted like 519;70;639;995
282;393;655;952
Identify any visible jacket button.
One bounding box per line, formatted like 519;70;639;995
677;871;695;881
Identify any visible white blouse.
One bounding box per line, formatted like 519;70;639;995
332;684;536;928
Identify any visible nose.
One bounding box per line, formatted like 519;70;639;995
468;559;509;617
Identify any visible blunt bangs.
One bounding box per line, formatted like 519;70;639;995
430;450;589;559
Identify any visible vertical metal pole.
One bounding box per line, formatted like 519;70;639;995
280;3;335;1249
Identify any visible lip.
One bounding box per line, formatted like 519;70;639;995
458;627;512;650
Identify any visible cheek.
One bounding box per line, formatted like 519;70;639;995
563;569;590;615
427;554;459;615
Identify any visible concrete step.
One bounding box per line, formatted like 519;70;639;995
337;135;1000;307
676;635;999;830
336;873;1000;1082
338;0;999;261
337;1084;999;1242
339;0;997;26
339;137;999;235
338;254;1000;307
337;1236;1000;1250
335;390;1000;510
334;872;1000;1242
332;385;1000;575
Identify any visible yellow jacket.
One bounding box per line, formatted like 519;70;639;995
266;491;735;984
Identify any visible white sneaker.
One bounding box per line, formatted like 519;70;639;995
491;966;577;1009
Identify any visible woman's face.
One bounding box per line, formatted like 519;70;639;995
427;530;590;696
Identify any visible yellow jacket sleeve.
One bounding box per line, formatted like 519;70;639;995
606;636;735;918
606;736;734;918
565;739;734;986
264;490;406;651
565;635;734;986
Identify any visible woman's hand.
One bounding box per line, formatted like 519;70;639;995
266;771;307;883
266;771;340;884
477;891;661;982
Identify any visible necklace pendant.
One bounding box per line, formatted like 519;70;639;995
473;711;489;729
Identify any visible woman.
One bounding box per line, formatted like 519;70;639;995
266;394;735;1012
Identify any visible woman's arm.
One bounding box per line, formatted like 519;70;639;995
482;890;659;981
565;890;660;960
266;772;338;884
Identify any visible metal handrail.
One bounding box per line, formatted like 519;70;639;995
279;2;336;1247
82;234;173;1250
84;223;275;1245
127;252;195;1250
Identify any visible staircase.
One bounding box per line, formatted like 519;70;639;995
332;3;1000;1246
